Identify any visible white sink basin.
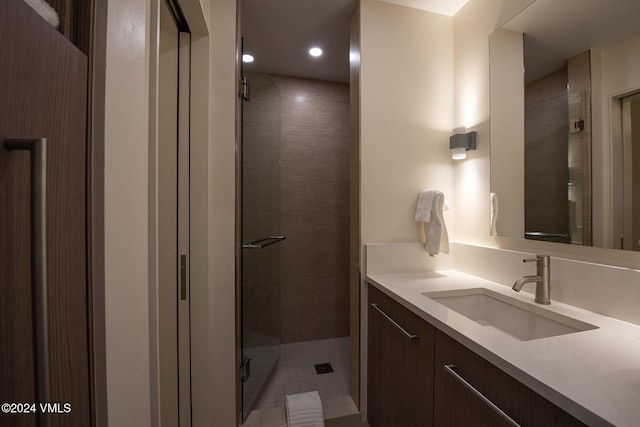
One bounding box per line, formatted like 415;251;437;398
422;288;598;341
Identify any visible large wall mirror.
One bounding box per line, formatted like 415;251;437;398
490;0;640;251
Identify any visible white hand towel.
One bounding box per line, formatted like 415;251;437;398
490;192;499;236
415;190;450;256
414;190;436;223
23;0;60;28
286;391;325;427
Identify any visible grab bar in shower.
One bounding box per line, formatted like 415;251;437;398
241;235;286;249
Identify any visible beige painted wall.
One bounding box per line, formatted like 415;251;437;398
100;0;152;425
97;0;237;425
360;0;454;247
452;0;511;247
488;28;525;240
593;34;640;248
185;3;214;426
207;0;238;424
599;34;640;120
359;0;453;418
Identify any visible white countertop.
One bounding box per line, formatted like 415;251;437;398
366;270;640;427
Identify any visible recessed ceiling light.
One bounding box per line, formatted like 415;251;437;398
242;54;254;63
309;47;323;57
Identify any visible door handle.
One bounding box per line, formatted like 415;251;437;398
180;254;187;300
4;138;50;423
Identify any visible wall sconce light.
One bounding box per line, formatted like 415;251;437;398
449;130;476;160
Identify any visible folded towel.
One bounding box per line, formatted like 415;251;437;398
490;192;499;236
23;0;60;28
286;391;325;427
415;190;450;256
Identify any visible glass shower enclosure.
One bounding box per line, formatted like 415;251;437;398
239;41;284;421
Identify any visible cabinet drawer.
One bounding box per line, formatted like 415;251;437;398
434;330;586;427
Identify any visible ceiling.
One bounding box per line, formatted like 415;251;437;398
241;0;470;83
242;0;640;89
502;0;640;83
380;0;470;16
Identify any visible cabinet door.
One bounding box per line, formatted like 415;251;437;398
367;285;434;427
434;330;586;427
0;1;91;426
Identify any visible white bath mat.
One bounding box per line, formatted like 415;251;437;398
286;390;325;427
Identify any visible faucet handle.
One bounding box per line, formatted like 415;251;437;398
523;255;550;266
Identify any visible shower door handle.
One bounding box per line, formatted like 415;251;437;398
241;235;286;249
240;357;251;383
4;138;50;425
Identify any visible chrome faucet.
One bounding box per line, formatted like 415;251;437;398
512;255;551;304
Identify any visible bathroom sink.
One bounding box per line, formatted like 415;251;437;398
422;288;598;341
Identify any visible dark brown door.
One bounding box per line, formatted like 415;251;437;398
0;0;91;426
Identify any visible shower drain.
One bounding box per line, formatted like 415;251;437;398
314;363;334;375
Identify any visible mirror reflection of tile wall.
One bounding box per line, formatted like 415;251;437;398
524;50;591;245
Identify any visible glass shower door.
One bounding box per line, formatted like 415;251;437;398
240;43;283;421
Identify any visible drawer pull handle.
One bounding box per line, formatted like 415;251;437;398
444;364;520;427
371;303;419;340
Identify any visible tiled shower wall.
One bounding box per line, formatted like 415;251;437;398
524;51;591;244
273;75;350;343
525;66;570;240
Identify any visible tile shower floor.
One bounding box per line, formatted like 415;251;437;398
254;336;350;410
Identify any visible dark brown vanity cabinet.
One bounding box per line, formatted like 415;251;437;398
367;284;587;427
367;285;435;427
433;330;586;427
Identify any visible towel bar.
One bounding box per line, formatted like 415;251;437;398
241;235;286;249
